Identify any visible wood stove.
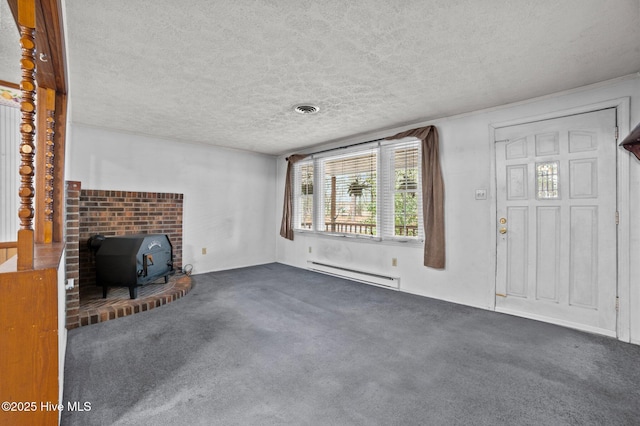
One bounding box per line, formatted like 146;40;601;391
93;234;174;299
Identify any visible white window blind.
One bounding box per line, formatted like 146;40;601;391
320;149;378;236
380;141;423;240
0;104;20;242
293;161;314;231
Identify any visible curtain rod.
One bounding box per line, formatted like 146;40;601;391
288;137;387;161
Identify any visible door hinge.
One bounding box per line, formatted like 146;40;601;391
616;297;619;311
615;211;619;225
615;127;619;141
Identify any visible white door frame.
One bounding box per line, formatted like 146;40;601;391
488;97;631;342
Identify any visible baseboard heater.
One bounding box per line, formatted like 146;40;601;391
307;261;399;289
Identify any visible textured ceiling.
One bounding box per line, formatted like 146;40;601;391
1;0;639;155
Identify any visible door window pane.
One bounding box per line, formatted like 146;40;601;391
536;161;559;199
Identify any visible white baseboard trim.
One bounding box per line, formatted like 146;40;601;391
495;307;617;338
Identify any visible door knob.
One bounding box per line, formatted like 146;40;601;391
499;217;507;224
499;227;507;234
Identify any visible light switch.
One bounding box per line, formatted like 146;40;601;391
475;189;487;200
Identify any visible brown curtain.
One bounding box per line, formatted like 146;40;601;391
386;126;445;269
279;154;309;240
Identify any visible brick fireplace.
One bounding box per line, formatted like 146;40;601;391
65;182;184;329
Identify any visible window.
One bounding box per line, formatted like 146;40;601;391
322;149;377;235
293;162;314;230
0;100;20;242
293;140;422;241
381;142;422;239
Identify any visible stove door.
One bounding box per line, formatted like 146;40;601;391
139;248;172;283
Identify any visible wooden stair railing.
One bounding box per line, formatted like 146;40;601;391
6;0;68;268
1;1;68;425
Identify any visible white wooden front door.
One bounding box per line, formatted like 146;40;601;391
495;108;618;336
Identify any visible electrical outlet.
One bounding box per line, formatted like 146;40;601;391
65;278;74;290
308;246;312;253
202;248;207;255
392;258;397;267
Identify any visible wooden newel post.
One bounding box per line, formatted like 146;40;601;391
17;0;36;270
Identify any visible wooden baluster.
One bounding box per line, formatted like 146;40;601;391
17;2;36;270
44;102;55;243
36;88;55;244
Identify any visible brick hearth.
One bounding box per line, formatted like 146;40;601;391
79;274;192;326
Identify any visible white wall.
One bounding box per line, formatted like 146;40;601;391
67;125;277;274
276;75;640;344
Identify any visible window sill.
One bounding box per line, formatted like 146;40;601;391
293;229;423;247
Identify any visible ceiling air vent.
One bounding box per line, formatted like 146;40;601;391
293;104;320;115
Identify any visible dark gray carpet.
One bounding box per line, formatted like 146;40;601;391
62;263;640;425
